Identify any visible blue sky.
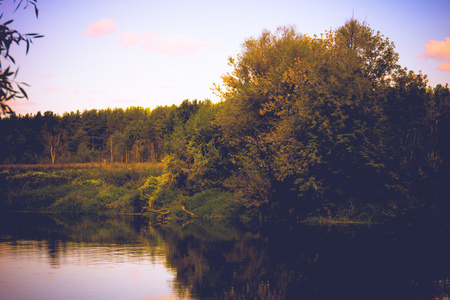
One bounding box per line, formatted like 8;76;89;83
2;0;450;115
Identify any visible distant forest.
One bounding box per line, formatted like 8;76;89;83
0;102;202;164
2;19;450;222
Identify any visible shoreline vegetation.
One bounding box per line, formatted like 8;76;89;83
0;163;240;225
0;163;376;226
0;161;448;227
0;162;443;227
1;19;450;227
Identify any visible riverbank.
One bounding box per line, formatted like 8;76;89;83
0;163;164;215
1;164;446;227
0;164;239;223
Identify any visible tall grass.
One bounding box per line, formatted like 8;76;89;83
0;163;164;215
1;163;242;224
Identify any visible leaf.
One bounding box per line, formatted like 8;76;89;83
13;66;20;79
18;85;28;99
14;0;24;13
8;54;15;64
3;19;13;26
0;103;13;115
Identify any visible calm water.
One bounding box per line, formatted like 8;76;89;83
1;213;449;300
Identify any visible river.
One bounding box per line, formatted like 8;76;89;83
0;213;449;299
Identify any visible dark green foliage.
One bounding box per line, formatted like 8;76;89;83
74;142;91;162
0;105;178;164
152;188;181;210
101;168;142;187
184;189;237;220
156;20;450;224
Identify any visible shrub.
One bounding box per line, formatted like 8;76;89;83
184;189;237;220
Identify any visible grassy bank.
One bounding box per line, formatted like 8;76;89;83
0;163;164;215
1;163;392;226
0;163;240;224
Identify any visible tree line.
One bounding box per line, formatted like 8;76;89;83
0;101;208;164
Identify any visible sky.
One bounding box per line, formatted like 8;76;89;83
2;0;450;115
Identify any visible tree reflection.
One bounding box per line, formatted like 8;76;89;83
2;213;450;299
152;222;320;299
0;213;145;267
149;222;450;300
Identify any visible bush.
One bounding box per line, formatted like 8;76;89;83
153;188;181;210
49;195;86;214
184;189;237;219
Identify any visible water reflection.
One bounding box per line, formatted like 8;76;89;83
155;222;450;300
0;213;183;300
1;213;450;299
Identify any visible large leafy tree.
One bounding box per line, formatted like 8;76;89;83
213;20;399;216
0;0;42;115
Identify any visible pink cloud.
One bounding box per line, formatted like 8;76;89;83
83;19;117;37
438;63;450;71
420;37;450;71
420;38;450;61
117;31;212;55
43;74;54;79
8;101;38;115
117;31;146;47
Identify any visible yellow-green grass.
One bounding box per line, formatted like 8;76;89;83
0;163;164;215
0;162;164;172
